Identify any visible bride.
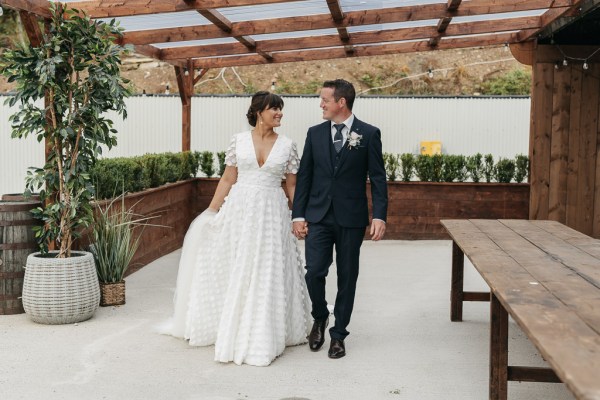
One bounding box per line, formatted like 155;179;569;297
161;91;311;366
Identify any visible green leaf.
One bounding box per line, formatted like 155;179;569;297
0;3;130;256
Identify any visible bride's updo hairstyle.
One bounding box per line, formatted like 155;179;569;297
246;91;284;127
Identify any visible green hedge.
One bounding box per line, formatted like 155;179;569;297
92;150;528;199
91;151;201;200
384;152;529;183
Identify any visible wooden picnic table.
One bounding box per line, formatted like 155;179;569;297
441;219;600;400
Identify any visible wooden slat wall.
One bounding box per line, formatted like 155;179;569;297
530;45;600;237
371;182;529;239
76;178;528;275
530;61;553;222
196;179;530;240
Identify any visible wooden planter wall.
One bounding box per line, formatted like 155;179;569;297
524;44;600;237
381;182;529;239
98;178;528;273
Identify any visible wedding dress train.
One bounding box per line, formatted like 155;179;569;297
161;131;311;366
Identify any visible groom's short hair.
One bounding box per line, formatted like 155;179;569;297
323;79;355;111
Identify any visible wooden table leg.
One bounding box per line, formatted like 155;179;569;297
490;293;508;400
451;241;465;321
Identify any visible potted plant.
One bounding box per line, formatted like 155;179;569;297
89;196;150;306
0;4;131;323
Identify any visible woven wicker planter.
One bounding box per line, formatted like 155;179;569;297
22;251;100;324
99;281;126;306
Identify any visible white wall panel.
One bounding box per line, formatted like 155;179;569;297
0;100;45;195
1;94;530;195
103;95;182;157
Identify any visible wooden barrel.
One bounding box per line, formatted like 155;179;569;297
2;193;41;202
0;199;41;315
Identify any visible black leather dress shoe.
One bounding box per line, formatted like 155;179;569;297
328;338;346;359
308;317;329;351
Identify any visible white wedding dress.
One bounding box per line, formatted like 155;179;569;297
162;131;311;366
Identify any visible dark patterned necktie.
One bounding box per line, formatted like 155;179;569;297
333;124;344;153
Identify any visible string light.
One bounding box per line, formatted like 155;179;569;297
504;43;509;52
557;44;600;70
427;68;434;78
554;62;560;70
357;56;517;95
184;68;189;76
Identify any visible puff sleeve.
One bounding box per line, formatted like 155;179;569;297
285;141;300;174
225;134;237;167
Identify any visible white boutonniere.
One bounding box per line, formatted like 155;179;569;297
347;131;362;149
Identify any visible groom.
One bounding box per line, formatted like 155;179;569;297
292;79;388;359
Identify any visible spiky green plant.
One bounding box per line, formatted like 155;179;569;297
89;196;153;283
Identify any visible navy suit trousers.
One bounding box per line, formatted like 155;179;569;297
304;205;366;340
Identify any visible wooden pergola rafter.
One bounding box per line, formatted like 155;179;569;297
0;0;587;152
429;0;462;48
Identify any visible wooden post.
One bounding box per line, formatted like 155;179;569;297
175;59;194;152
18;11;43;47
490;293;508;400
450;241;464;321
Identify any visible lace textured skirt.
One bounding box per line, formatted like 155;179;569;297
163;182;311;366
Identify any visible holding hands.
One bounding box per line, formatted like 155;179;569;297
292;221;308;239
293;220;385;240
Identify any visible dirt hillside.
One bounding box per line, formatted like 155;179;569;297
0;45;527;96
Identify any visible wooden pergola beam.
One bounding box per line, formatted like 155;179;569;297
134;44;162;60
196;8;273;62
326;0;351;48
0;0;52;18
197;9;255;48
190;30;534;69
197;9;232;33
326;0;345;22
517;0;584;41
193;68;208;85
430;0;462;47
429;17;453;47
160;16;542;60
447;0;463;12
120;0;574;46
18;10;43;46
60;0;297;18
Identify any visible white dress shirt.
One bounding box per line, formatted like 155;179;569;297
331;114;355;148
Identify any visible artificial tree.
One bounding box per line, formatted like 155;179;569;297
0;3;131;257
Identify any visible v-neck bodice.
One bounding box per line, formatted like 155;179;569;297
251;132;279;169
225;131;299;188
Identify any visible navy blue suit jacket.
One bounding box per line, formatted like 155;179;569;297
292;117;388;228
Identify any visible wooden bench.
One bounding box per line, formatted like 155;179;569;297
441;219;600;400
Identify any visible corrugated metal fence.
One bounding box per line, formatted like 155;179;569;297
1;94;530;194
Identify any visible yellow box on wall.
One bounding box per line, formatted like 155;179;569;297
420;141;442;155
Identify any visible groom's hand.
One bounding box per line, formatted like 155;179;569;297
292;221;308;239
370;219;386;241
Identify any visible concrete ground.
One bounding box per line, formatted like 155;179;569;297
0;240;574;400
